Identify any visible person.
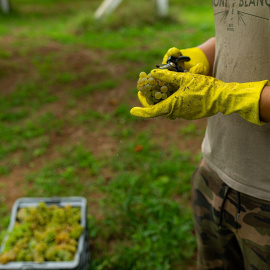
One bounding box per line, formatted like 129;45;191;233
130;1;270;269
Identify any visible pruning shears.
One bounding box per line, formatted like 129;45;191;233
156;55;191;72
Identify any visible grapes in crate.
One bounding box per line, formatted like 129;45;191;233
0;202;84;264
137;71;179;105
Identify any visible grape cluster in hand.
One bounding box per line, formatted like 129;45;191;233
137;71;179;105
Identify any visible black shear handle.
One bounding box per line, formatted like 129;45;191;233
156;55;191;72
167;55;191;72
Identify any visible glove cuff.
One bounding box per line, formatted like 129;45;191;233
180;47;210;75
221;80;269;126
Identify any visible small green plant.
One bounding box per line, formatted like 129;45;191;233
179;123;197;135
77;110;111;123
0;50;12;59
26;145;100;197
179;122;204;137
56;72;77;84
113;103;141;124
73;80;117;98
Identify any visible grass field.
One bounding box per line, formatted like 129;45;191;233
0;0;215;269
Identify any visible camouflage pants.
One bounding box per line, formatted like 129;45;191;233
191;158;270;270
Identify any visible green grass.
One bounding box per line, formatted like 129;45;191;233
90;133;197;269
179;122;205;137
26;145;99;197
74;80;118;98
23;137;196;269
0;0;213;268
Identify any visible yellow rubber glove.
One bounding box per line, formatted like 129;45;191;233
130;69;270;126
163;47;210;75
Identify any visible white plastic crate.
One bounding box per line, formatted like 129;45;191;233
0;197;90;270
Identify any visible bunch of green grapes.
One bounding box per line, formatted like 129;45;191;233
137;71;179;105
0;202;84;264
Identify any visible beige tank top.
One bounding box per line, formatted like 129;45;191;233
202;1;270;201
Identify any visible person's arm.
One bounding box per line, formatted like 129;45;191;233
197;37;215;76
259;86;270;123
198;38;270;124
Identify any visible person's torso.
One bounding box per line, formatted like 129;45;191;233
202;1;270;201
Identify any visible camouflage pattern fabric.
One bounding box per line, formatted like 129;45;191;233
191;158;270;270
